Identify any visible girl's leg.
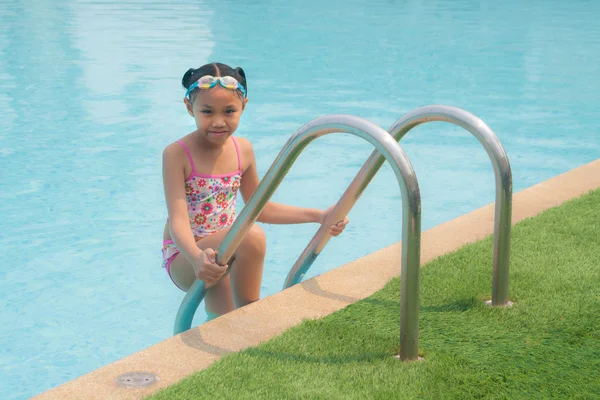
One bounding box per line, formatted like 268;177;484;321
168;228;234;316
229;224;267;308
167;224;267;314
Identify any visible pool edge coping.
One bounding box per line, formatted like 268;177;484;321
33;158;600;400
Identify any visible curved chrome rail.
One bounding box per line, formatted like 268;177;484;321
174;114;423;361
285;105;512;306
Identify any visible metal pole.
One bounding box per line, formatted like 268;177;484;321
285;105;512;306
173;115;423;361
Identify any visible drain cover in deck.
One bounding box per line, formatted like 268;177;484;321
115;372;157;388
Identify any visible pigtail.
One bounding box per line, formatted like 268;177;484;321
181;68;196;89
235;67;247;95
235;67;246;79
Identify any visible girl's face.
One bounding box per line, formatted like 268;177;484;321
185;86;248;146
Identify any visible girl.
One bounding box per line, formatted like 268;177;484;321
162;62;349;320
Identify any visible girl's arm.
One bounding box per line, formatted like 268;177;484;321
162;144;204;261
258;201;323;225
238;138;348;232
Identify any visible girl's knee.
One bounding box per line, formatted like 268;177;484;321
240;224;266;255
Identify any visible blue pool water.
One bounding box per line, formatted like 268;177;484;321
1;0;600;398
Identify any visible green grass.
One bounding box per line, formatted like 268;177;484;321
148;189;600;399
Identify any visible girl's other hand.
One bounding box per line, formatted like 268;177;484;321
191;248;228;287
320;205;349;237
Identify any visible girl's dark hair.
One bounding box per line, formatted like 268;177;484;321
181;62;247;101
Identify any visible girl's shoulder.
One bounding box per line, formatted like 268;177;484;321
162;135;193;167
163;138;185;157
163;133;195;153
233;135;251;148
233;136;255;157
233;136;256;172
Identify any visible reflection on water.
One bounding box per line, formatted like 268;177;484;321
1;0;599;398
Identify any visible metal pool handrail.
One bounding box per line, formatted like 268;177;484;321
285;105;512;306
174;114;423;361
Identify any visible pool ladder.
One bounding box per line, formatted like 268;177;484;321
173;105;513;362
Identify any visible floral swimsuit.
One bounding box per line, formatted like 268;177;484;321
162;138;242;290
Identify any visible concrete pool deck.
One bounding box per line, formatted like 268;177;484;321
33;158;600;400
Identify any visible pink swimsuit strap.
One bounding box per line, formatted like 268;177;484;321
176;137;242;175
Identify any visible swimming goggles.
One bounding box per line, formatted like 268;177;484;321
185;75;247;99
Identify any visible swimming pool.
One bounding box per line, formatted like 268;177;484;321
1;0;599;398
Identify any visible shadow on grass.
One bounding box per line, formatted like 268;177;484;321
360;297;398;308
242;347;394;365
355;296;479;313
421;297;479;313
